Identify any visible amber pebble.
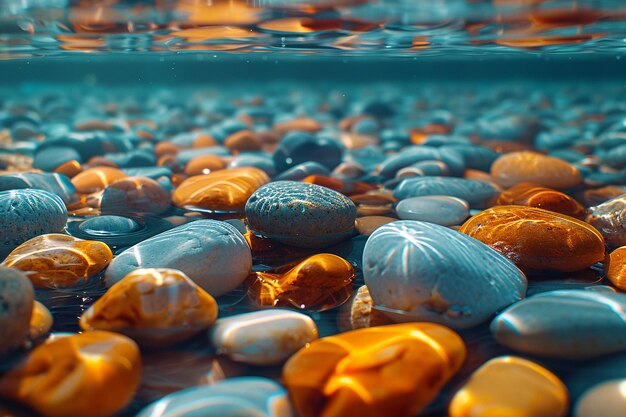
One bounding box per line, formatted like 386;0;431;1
491;151;582;189
274;116;323;134
248;253;354;311
459;206;605;272
75;120;116;131
224;130;263;152
184;154;226;176
497;182;586;218
53;160;82;178
586;195;626;247
71;166;128;193
80;268;218;347
0;331;141;417
173;167;269;212
355;216;397;236
283;322;466;417
155;141;182;157
350;190;397;205
192;133;217;148
303;175;376;196
2;234;113;289
606;247;626;291
28;301;53;344
337;285;394;331
84;156;119;169
449;356;568;417
0;266;33;358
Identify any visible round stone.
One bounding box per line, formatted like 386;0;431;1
607;246;626;291
363;221;527;329
79;215;141;235
0;189;68;259
0;266;33;358
491;151;582;189
355;216;397;236
245;181;357;248
70;167;128;193
395;196;469;226
576;379;626;417
105;220;252;297
491;290;626;359
100;176;171;215
272;131;344;173
393;177;499;206
496;182;586;219
460;205;605;272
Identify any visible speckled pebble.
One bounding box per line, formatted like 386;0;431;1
363;221;527;329
491;290;626;359
395;196;469;226
0;266;33;358
245;181;357;248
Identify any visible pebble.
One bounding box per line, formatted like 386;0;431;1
136;377;294;417
337;285;393;331
363;221;527;329
586;194;626;247
81;268;218;347
105;220;252;297
184;154;226;176
496;182;586;218
273;131;344;172
28;300;53;344
575;379;626;417
0;172;76;203
274;161;331;181
393;176;499;206
449;356;568;417
248;253;354;311
460;205;605;272
379;146;465;178
0;266;33;358
491;290;626;359
245;181;357;248
2;234;113;289
100;176;171;215
173;166;269;212
0;331;141;417
70;166;128;193
395;196;469;226
0;189;68;259
607;246;626;290
283;323;466;417
491;151;582;189
210;309;318;365
33;145;82;172
355;215;397;236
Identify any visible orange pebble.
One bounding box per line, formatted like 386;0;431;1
155;141;182;157
53;160;82;178
274;116;323;134
71;166;127;193
184;155;227;176
607;247;626;291
283;322;466;417
80;268;218;346
303;175;376;196
224;130;263;153
192;133;217;148
491;151;582;189
173;167;269;212
0;331;141;417
497;182;586;218
2;234;113;289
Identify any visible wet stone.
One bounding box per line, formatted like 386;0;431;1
33;145;82;172
460;205;605;272
496;182;586;218
210;309;318;365
449;356;568;417
274;161;331;181
283;323;466;417
393;176;499;206
79;215;141;235
0;266;33;358
272;131;344;173
100;176;171;215
337;285;394;331
586;194;626;247
491;151;582;189
575;379;626;417
2;234;113;289
395;196;469;226
379;146;465;178
245;181;357;248
491;290;626;359
363;221;527;329
105;220;252;297
0;172;76;204
0;331;141;417
81;268;218;347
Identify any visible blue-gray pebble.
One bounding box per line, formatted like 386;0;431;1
393;176;499;205
0;172;75;203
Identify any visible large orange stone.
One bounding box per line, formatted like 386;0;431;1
0;331;141;417
491;151;582;189
283;322;466;417
2;234;113;289
173;167;269;212
459;205;605;272
80;268;218;346
496;182;586;218
71;166;128;193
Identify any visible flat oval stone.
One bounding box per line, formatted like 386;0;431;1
0;331;141;417
491;151;582;189
136;377;294;417
364;221;527;329
283;323;466;417
337;285;393;331
393;177;499;206
210;309;318;365
245;181;357;248
607;246;626;291
173;167;269;212
0;266;33;358
0;189;68;259
449;356;568;417
184;154;226;176
79;215;141;235
81;268;218;347
272;131;344;173
396;196;469;226
100;176;171;215
576;379;626;417
0;172;76;204
105;220;252;297
586;194;626;247
2;234;113;289
71;167;128;193
491;290;626;359
28;300;52;344
497;182;586;219
460;206;605;272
